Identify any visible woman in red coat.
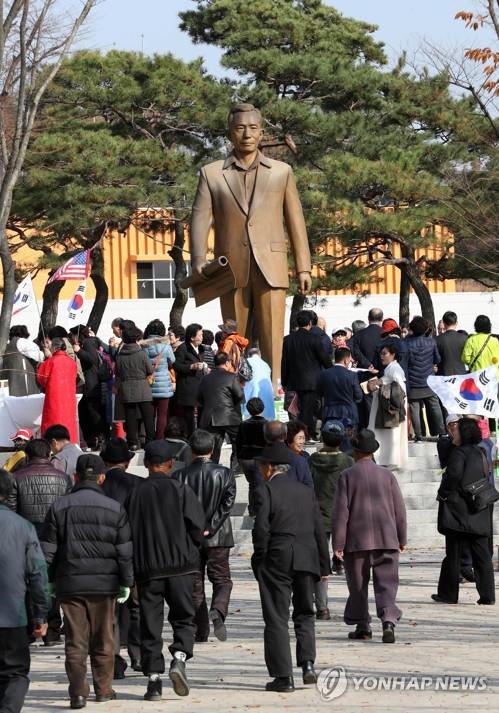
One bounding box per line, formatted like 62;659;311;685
37;337;78;443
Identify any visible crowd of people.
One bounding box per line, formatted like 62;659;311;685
0;305;497;710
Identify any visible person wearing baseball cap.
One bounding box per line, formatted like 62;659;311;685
331;327;348;351
3;428;33;473
309;420;354;617
40;453;134;709
252;442;330;692
126;440;205;702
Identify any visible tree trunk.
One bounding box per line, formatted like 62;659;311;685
169;220;188;329
87;246;108;334
289;293;306;331
0;229;17;362
398;264;410;327
405;262;436;332
39;279;65;338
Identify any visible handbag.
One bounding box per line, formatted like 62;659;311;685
462;451;499;512
463;478;499;512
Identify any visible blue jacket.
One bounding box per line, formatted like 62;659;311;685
406;335;441;389
142;336;175;399
253;449;314;489
289;450;314;488
317;365;363;424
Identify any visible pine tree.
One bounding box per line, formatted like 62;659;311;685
181;0;493;328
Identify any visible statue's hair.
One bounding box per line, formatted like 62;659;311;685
227;103;262;127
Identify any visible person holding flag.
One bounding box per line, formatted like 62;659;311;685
0;326;46;396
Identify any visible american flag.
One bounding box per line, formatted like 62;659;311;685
47;250;91;284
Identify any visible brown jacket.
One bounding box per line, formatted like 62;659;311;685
332;458;407;552
190;151;311;288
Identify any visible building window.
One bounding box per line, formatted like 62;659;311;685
137;261;192;299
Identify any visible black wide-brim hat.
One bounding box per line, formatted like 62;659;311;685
351;429;379;454
255;442;292;465
100;437;135;463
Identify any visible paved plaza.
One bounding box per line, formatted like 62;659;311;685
26;549;498;712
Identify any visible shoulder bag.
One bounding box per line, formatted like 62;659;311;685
468;335;491;372
462;451;499;512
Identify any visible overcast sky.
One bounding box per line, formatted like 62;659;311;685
69;0;490;74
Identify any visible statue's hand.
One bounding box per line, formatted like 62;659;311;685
298;271;312;294
193;261;209;278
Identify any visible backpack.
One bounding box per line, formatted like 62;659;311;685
238;352;253;382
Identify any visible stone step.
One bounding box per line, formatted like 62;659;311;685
395;469;442;483
397;482;443;496
404;495;439;509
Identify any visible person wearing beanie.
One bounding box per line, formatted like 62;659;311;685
40;454;134;709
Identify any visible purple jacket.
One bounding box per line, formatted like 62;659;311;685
332;458;407;552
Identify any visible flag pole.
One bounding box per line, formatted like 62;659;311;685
17;271;47;348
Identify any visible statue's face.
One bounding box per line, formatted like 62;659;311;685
229;111;264;156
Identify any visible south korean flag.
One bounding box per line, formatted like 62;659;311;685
428;366;499;417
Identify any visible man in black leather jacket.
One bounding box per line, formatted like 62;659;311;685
174;430;236;643
8;438;72;645
197;351;244;463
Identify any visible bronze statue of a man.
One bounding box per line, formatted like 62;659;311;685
190;103;312;386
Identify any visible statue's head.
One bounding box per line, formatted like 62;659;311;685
227;103;264;156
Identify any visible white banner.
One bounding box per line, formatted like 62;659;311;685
67;281;87;321
428;367;499;417
12;274;35;317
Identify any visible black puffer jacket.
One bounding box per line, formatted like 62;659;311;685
40;481;134;597
8;458;73;535
173;459;236;547
406;334;441;390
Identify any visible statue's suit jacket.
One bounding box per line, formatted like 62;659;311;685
190;152;311;288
